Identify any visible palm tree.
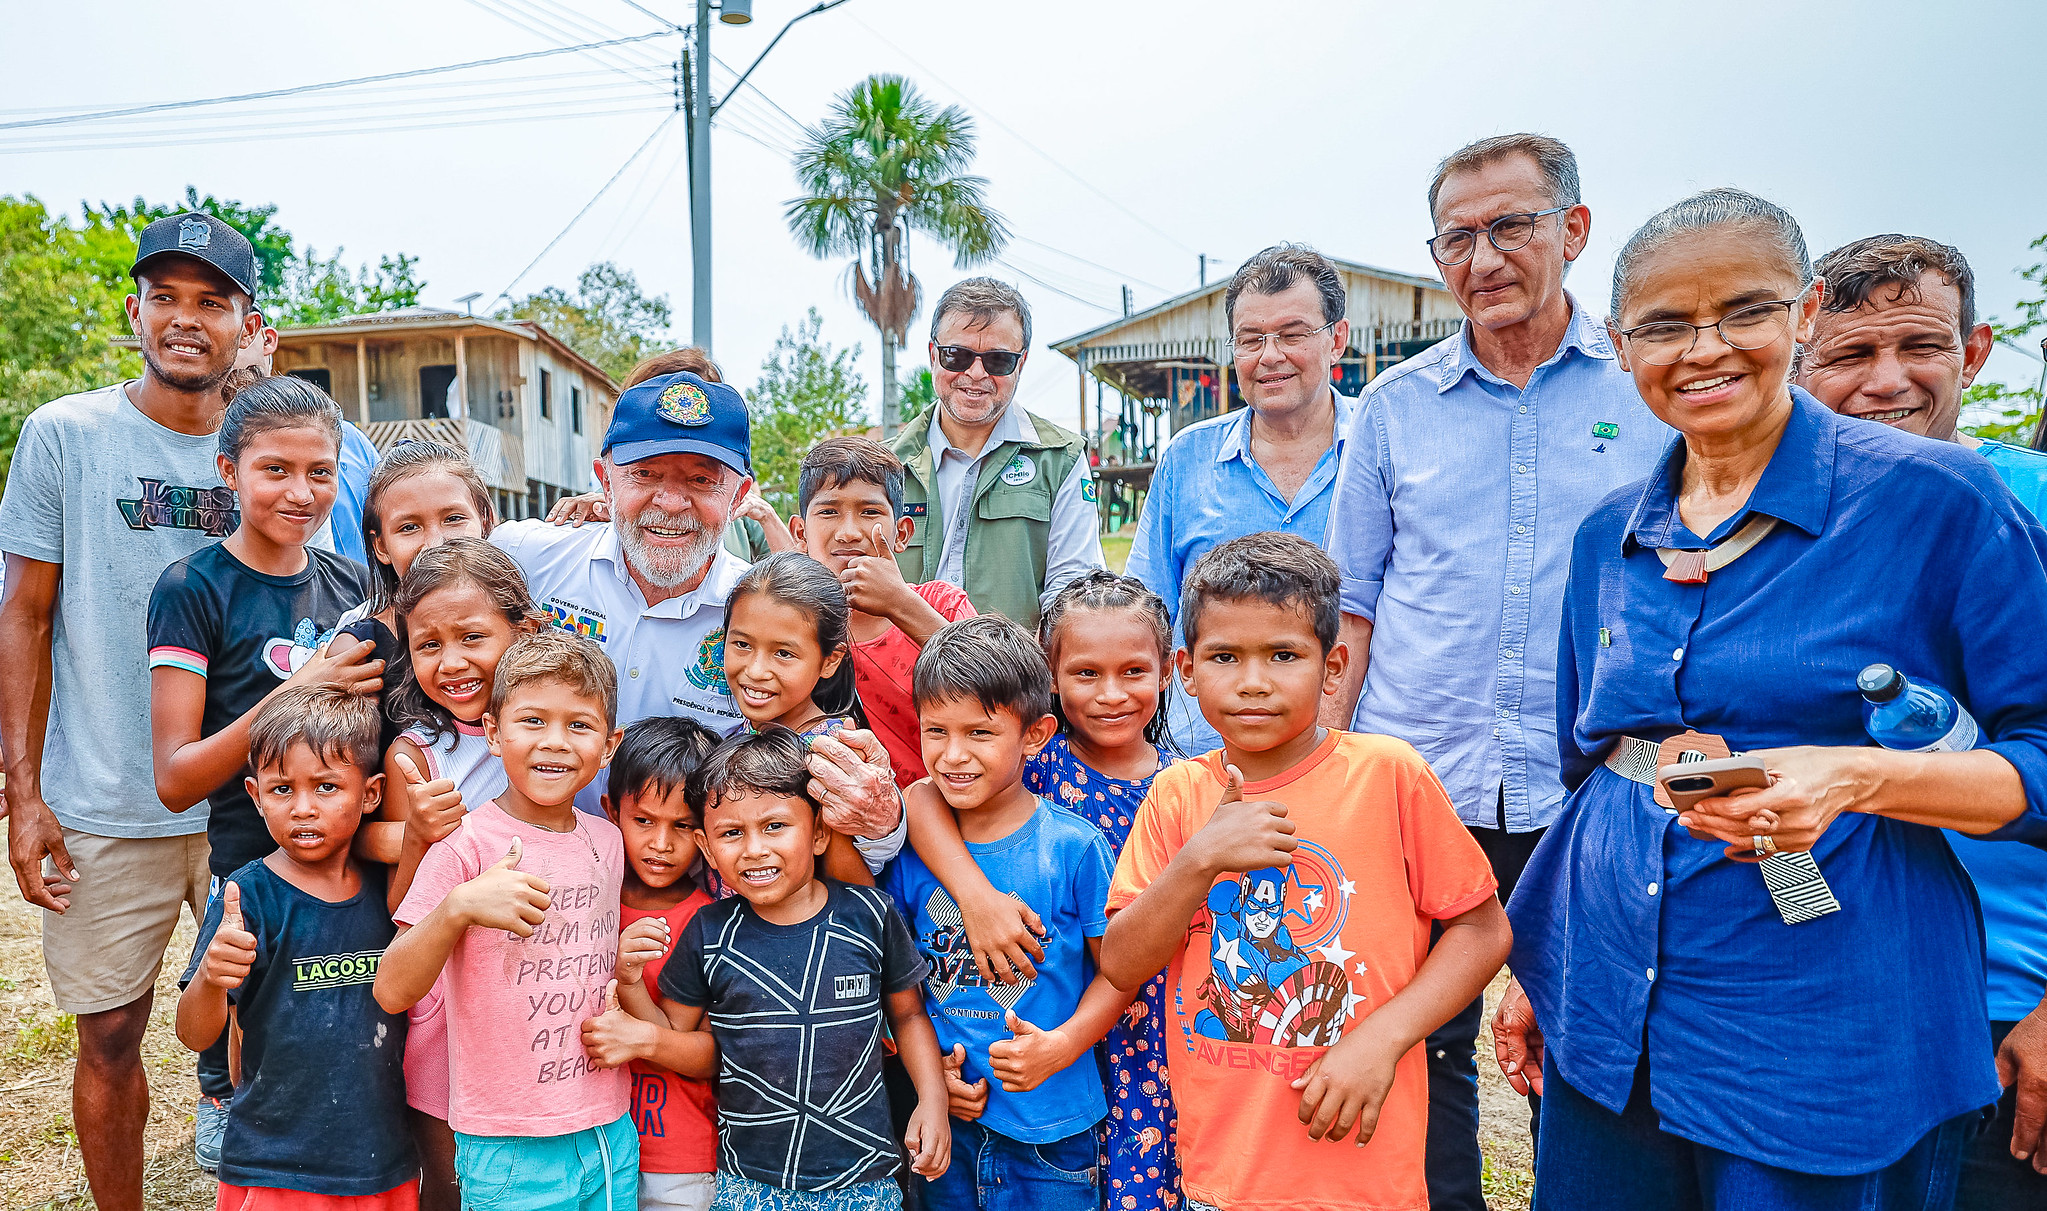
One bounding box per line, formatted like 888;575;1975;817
786;74;1009;435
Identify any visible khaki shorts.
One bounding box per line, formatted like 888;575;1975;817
40;828;210;1014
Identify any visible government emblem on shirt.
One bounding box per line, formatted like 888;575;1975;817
999;454;1036;487
685;627;729;694
656;381;713;427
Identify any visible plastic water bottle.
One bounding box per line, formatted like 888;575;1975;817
1858;664;1979;752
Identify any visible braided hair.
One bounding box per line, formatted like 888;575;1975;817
1037;570;1175;751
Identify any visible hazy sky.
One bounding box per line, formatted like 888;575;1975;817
7;0;2044;432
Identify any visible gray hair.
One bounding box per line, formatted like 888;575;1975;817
930;277;1031;349
1224;244;1346;329
1428;133;1582;220
1610;187;1812;321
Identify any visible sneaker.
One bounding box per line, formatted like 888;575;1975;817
194;1095;230;1172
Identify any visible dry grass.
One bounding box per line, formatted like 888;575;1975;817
0;894;1536;1211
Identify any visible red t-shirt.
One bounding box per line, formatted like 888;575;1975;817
621;892;719;1173
850;580;977;788
1106;731;1498;1211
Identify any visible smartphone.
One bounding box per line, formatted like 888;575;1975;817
1656;755;1769;812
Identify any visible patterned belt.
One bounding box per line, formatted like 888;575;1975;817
1599;736;1841;925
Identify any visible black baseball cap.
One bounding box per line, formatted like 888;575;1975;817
603;371;753;476
131;212;258;298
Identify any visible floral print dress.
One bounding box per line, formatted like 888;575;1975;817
1025;731;1180;1211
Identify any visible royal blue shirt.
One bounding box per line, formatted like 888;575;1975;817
1125;391;1356;754
880;800;1115;1143
1330;298;1668;830
1510;390;2047;1174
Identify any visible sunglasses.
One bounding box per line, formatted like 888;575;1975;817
933;345;1023;376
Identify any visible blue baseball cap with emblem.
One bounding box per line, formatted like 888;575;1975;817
603;370;753;476
130;212;259;298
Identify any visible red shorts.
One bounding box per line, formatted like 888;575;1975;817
216;1178;419;1211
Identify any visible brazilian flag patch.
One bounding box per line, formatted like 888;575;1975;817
1081;478;1098;503
1592;422;1620;440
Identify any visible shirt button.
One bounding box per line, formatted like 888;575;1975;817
1514;524;1526;534
1518;405;1528;414
1672;647;1684;661
1646;968;1656;982
629;667;641;679
1516;464;1528;473
1647;882;1658;896
1510;586;1523;595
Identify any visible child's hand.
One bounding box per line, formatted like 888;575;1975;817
1290;1022;1401;1145
986;1011;1077;1093
941;1042;988;1121
448;839;551;936
904;1090;952;1178
581;979;656;1068
617;917;670;987
1190;765;1297;877
395;753;466;846
959;886;1046;986
286;632;385;698
839;523;918;619
200;881;257;990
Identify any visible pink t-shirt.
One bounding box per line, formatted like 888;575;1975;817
850;579;976;788
395;802;630;1138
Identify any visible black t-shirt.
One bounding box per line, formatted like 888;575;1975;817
148;544;372;876
338;613;407;751
193;859;414;1195
660;880;927;1190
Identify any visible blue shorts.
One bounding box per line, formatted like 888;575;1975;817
453;1113;639;1211
710;1173;902;1211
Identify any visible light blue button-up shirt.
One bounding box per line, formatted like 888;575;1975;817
1328;296;1666;831
1126;390;1357;754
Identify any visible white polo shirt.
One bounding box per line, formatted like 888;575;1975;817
493;519;747;814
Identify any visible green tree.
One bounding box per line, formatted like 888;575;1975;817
746;309;868;515
786;74;1008;436
272;248;424;327
1962;231;2047;444
504;262;675;384
898;366;934;418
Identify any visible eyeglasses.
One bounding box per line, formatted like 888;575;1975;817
1426;206;1571;266
1225;318;1339;358
1614;297;1806;366
934;345;1023;376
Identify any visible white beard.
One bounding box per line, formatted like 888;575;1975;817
615;507;723;589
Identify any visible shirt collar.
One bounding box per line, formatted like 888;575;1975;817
1623;387;1838;552
1215;390;1359;466
1436;291;1615;394
928;402;1034;460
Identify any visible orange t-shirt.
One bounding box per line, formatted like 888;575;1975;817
1105;730;1498;1211
849;580;977;788
621;893;719;1174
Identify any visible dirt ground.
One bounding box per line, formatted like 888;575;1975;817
0;893;1538;1210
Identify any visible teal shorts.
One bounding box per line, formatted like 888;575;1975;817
454;1113;639;1211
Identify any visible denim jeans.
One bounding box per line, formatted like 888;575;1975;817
920;1120;1098;1211
1536;1056;1971;1210
1955;1019;2047;1210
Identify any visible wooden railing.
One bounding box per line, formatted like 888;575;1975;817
359;418;524;491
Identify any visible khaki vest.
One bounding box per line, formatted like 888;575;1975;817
891;405;1086;632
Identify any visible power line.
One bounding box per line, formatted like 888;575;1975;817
0;31;673;132
495;113;680;304
995;257;1118;313
1010;234;1169;294
0;79;659;136
0;103;667;155
846;14;1198;258
610;0;685;31
465;0;671;88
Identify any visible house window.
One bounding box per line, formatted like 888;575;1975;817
287;368;332;393
539;369;552;420
571;386;583;434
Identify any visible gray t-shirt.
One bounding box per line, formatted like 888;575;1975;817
0;383;237;838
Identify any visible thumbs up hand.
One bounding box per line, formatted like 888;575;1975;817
449;838;552;937
838;521;916;620
580;977;656;1068
941;1041;989;1120
200;881;258;990
616;916;671;988
986;1009;1076;1093
1190;764;1297;878
395;751;466;847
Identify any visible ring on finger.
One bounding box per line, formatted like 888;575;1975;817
1751;834;1779;855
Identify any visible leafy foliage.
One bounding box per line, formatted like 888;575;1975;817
503;261;676;384
786;74;1006;429
745;309;868;515
270;248;425;328
1962;231;2046;444
898;366;935;417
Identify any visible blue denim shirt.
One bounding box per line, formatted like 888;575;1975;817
1329;297;1667;829
1125;391;1357;754
1511;390;2047;1173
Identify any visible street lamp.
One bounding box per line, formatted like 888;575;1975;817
687;0;847;352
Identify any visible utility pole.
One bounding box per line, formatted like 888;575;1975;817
1199;254;1207;287
690;0;714;351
